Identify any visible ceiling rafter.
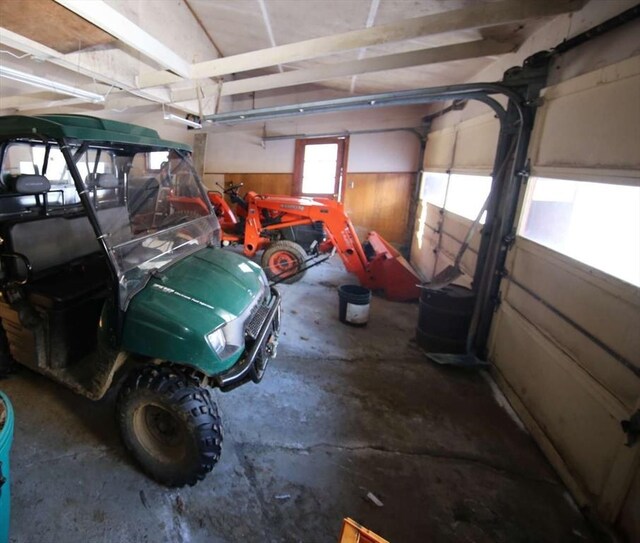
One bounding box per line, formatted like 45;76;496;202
220;39;515;97
257;0;283;74
53;0;193;78
164;38;512;104
350;0;381;94
137;0;585;89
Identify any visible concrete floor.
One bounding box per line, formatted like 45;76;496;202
1;256;597;542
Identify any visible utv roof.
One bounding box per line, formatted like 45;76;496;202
0;114;191;151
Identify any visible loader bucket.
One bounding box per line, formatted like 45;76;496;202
363;232;422;302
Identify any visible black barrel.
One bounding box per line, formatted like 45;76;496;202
416;285;476;353
338;284;371;327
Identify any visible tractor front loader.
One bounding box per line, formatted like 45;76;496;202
206;184;423;301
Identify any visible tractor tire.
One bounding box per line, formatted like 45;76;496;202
117;365;223;487
261;240;307;284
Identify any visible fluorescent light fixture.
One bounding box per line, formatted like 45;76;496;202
163;112;202;129
0;66;105;103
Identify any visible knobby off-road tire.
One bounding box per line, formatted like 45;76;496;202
117;365;223;487
261;240;307;284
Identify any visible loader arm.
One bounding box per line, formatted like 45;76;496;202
244;195;422;301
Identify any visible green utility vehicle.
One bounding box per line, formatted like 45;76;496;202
0;115;281;486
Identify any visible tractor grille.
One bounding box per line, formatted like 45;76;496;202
245;303;270;340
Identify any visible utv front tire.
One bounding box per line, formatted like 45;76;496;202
261;240;307;284
117;365;222;487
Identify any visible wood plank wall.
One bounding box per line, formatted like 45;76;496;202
215;172;414;245
344;172;414;244
224;173;293;195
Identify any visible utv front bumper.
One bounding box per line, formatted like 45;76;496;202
215;287;281;391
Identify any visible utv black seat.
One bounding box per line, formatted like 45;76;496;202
10;174;51;194
6;189;130;308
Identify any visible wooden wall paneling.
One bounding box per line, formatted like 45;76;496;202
343;172;413;244
224;173;293;195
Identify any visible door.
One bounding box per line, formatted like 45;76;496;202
293;137;348;200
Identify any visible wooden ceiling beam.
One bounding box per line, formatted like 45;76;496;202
219;39;514;97
165;38;511;106
137;0;584;89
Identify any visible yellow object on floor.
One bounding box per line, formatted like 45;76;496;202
339;518;390;543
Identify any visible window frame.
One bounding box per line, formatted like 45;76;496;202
292;136;349;200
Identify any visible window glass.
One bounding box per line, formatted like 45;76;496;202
148;151;169;171
520;177;640;287
76;149;115;182
2;143;74;185
445;174;492;222
34;147;73;185
421;171;449;207
301;143;338;194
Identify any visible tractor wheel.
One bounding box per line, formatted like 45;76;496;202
261;240;307;284
117;365;223;487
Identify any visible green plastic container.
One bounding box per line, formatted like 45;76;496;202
0;391;13;543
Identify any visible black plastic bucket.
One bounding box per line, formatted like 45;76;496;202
338;285;371;327
416;285;475;353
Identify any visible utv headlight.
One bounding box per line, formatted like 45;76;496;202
206;328;227;354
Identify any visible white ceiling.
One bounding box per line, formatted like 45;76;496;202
0;0;601;118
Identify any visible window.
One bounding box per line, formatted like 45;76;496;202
420;172;448;207
520;177;640;287
420;171;492;223
75;149;115;182
148;151;169;171
301;143;338;194
2;143;74;185
445;174;492;222
293;137;348;199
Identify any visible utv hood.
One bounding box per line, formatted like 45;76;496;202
121;247;265;370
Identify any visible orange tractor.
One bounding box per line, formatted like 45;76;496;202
201;183;423;302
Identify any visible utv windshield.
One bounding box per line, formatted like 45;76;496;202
74;145;220;308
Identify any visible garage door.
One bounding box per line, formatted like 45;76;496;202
412;112;499;286
487;56;640;535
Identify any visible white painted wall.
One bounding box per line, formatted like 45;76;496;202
203;104;426;173
52;99;425;174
